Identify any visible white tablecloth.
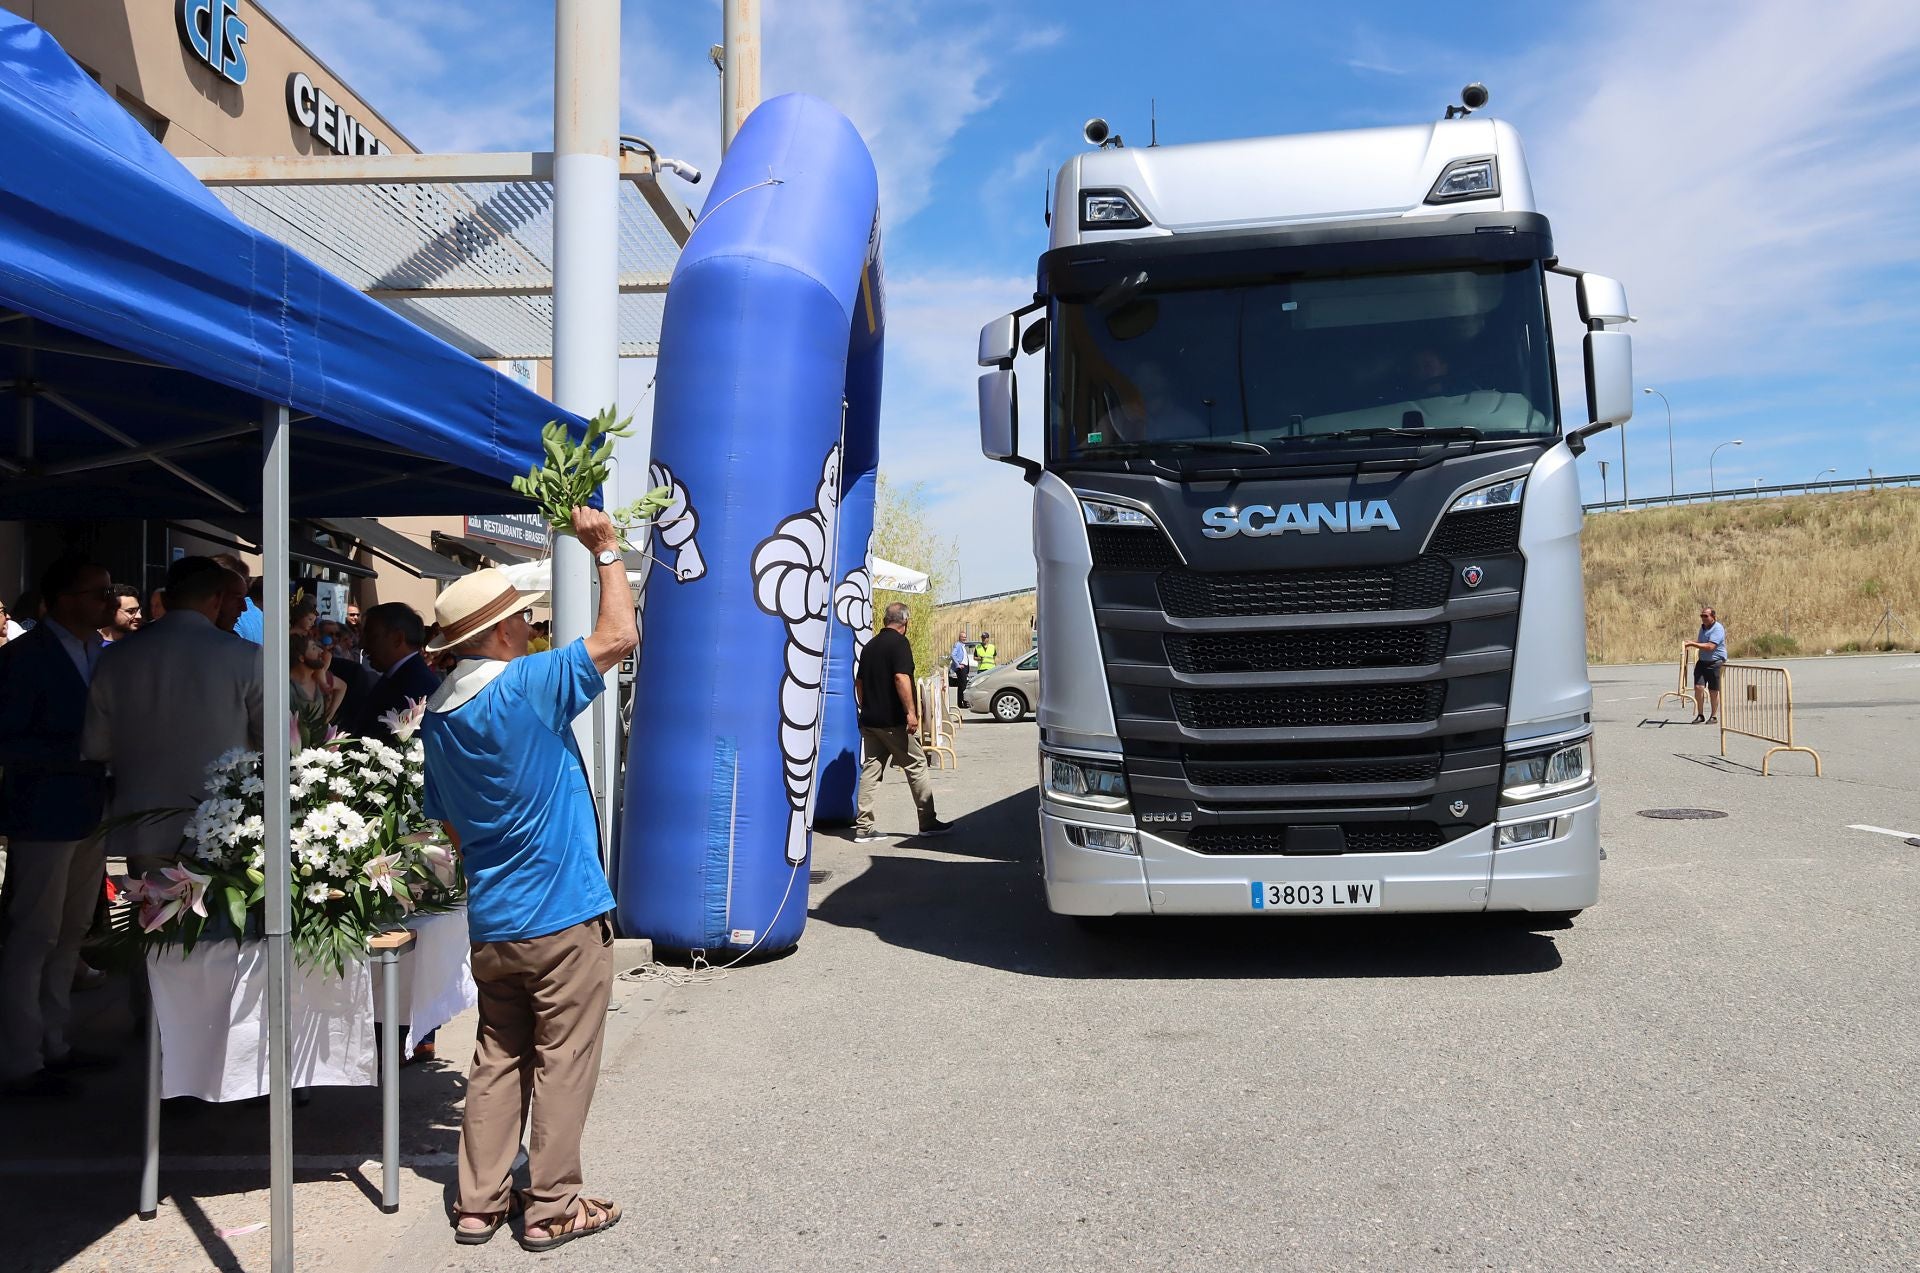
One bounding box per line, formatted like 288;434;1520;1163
147;942;376;1102
372;907;477;1052
146;906;475;1102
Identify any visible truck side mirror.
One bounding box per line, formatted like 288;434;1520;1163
1584;331;1634;428
978;314;1017;368
1576;273;1631;326
978;369;1016;460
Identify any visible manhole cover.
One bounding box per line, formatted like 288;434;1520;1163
1637;808;1729;821
808;869;833;884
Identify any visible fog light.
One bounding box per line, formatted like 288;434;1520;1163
1067;825;1139;855
1497;817;1560;847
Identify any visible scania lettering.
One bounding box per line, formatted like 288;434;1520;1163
1201;500;1401;538
977;85;1630;922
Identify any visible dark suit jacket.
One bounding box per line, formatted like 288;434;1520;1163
350;651;441;741
0;623;109;840
327;653;376;734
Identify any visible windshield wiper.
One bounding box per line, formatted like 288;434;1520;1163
1303;426;1483;445
1080;438;1272;458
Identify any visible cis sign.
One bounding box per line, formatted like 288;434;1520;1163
178;0;249;86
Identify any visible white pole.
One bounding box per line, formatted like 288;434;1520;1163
261;401;294;1273
553;0;622;856
722;0;760;151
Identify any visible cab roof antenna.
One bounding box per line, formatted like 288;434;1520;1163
1445;82;1490;120
1150;98;1158;147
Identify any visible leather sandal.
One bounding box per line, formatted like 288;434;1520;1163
519;1195;622;1252
452;1193;522;1246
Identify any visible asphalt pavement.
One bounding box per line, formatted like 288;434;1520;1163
31;655;1917;1271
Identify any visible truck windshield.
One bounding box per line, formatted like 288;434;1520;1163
1048;263;1557;464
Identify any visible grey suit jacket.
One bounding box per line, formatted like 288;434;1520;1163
83;609;264;865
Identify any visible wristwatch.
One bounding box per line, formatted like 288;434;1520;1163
595;548;620;567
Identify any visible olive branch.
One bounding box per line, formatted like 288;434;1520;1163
510;406;673;548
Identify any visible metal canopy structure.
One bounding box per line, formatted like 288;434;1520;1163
185;151;697;361
308;516;470;581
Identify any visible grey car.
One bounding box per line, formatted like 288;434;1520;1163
964;648;1038;721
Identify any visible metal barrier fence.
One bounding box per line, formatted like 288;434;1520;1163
917;674;957;770
1718;662;1822;776
1584;472;1920;514
1654;643;1697;713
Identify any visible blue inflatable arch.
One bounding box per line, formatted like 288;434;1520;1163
620;94;882;953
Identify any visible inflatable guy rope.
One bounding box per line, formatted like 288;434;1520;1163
619;95;881;954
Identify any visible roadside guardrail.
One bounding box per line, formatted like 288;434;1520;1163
1583;472;1919;514
1654;643;1697;714
1719;663;1822;776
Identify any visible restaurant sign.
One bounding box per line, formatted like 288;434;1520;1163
465;514;549;551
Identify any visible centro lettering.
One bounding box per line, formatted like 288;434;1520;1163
1200;501;1400;538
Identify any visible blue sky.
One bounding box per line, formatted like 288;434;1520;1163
269;0;1920;597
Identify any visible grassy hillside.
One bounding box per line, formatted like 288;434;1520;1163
1582;488;1920;664
932;489;1920;669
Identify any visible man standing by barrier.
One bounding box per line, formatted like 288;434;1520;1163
422;507;634;1251
949;628;974;708
1687;606;1727;724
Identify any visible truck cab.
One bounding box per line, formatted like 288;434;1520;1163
978;101;1632;920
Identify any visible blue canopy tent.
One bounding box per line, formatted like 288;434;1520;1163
0;14;580;1258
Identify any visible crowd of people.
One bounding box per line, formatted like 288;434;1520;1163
0;551;447;1097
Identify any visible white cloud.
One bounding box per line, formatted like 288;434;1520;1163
1503;0;1920;392
879;271;1044;597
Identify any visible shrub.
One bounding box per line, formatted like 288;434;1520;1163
1736;632;1799;659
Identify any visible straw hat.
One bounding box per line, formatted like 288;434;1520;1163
425;567;545;654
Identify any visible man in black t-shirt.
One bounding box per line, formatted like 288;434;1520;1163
853;602;951;843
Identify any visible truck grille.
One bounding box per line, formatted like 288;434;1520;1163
1427;506;1521;557
1184;753;1442;786
1172;683;1445;729
1158;556;1452;618
1165;624;1448;673
1187;824;1449;855
1088;526;1182;571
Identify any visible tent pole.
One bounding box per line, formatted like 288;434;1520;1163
553;0;623;865
261;401;295;1273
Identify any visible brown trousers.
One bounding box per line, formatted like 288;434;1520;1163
854;725;939;833
458;914;614;1227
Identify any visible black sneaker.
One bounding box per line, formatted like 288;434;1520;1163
915;821;954;837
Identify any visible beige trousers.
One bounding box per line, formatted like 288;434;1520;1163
0;838;104;1080
458;914;614;1227
854;725;939;833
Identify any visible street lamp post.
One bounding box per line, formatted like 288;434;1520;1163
1709;439;1743;500
1643;387;1675;498
1619;416;1631;510
1811;466;1836;488
1599;458;1610;508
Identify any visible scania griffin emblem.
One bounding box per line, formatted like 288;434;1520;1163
1461;565;1484;589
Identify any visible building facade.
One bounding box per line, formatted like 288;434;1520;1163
0;0;544;621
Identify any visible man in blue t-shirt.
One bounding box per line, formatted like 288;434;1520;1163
421;507;635;1251
1686;605;1728;724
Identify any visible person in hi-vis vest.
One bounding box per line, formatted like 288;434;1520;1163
975;632;997;673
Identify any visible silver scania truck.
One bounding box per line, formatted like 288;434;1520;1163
976;91;1633;922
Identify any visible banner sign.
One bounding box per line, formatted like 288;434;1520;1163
464;513;548;550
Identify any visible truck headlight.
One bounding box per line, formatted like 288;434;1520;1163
1497;816;1566;847
1081;498;1154;527
1043;751;1130;811
1448;476;1525;513
1425;156;1499;204
1500;737;1593;803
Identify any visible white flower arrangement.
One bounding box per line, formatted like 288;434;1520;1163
117;698;460;974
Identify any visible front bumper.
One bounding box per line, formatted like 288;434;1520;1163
1039;793;1600;916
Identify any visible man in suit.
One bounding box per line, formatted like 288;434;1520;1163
0;558;117;1096
83;557;264;879
317;619;375;731
350;602;440;742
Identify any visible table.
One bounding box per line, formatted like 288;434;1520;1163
139;909;474;1218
